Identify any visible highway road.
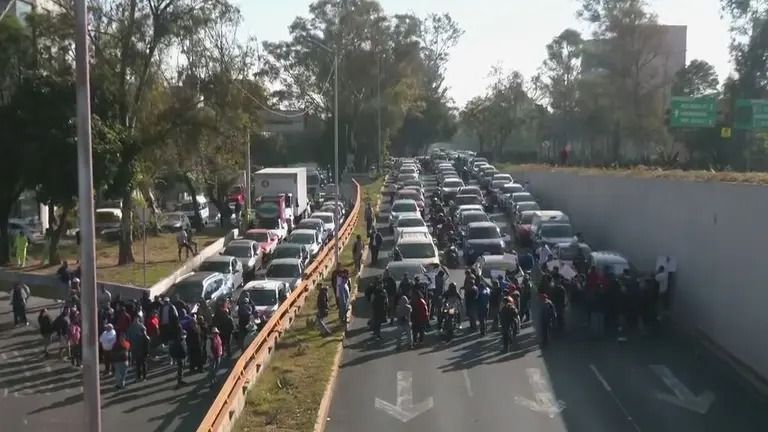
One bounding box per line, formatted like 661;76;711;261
326;173;768;432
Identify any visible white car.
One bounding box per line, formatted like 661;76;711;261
392;235;440;267
284;229;323;258
310;212;336;235
388;199;419;232
393;214;428;244
264;258;305;291
221;239;261;274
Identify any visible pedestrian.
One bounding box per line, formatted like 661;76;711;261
38;308;54;358
316;284;331;336
551;279;567;332
539;294;557;348
477;282;490;336
208;326;223;386
52;308;71;359
462;271;478;331
57;261;72;300
69;318;82;367
99;323;117;374
398;273;412;299
15;231;28;268
370;285;388;340
11;282;30;326
489;280;502;331
114;304;131;337
498;297;519;353
330;264;342;306
158;297;179;347
236;296;253;349
370;228;383;265
176;229;195;261
196;314;209;367
395;295;413;350
186;318;204;373
364;202;374;235
352;235;364;274
132;325;150;382
431;270;446;320
140;291;153;317
95;284;111;311
111;334;130;389
186;228;199;255
381;270;397;325
410;290;428;345
211;304;234;358
146;311;160;358
337;270;351;325
169;327;187;388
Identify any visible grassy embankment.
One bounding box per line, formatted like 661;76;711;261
234;178;382;432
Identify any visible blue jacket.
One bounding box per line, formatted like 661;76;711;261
477;285;491;308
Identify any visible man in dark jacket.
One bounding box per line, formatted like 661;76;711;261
398;274;412;299
498;297;519;353
158;297;179;346
540;294;557;347
11;282;30;326
316;284;331;335
370;286;389;340
370;228;383;264
489;280;502;331
551;280;567;331
462;271;478;331
382;271;398;325
211;306;234;358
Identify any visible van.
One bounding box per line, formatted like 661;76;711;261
530;211;570;237
178;195;210;224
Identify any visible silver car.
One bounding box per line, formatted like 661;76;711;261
221;239;261;274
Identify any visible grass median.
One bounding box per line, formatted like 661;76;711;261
234;178;382;432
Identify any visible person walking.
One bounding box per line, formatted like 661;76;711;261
208;327;224;387
176;229;195;261
11;282;30;326
370;285;388;340
99;323;117;374
477;282;491;336
411;291;428;345
211;304;234;358
186;318;204;374
111;334;130;389
38;309;54;358
369;228;383;265
316;284;331;336
551;279;567;332
69;318;82;367
382;270;397;325
169;328;187;388
14;231;28;268
498;297;519;353
539;294;557;348
158;297;179;347
352;235;364;274
364;202;374;235
462;271;478;331
336;270;351;325
489;280;502;331
132;325;150;382
395;295;413;350
146;311;160;359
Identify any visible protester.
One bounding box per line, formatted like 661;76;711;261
539;294;557;348
11;282;30;326
211;303;234;358
15;231;28;268
158;297;179;347
186;318;204;374
99;323;117;374
111;334;130;390
370;284;388;340
38;309;54;358
133;325;150;382
477;282;490;336
462;270;478;331
169;328;187;388
395;295;413;350
498;297;519;353
410;291;428;345
489;280;502;331
364;202;374;234
370;228;383;264
176;229;195;261
381;270;397;325
352;235;364;274
146;311;161;358
209;327;223;386
316;284;331;336
69;318;82;368
336;270;351;324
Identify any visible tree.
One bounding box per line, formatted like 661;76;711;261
672;60;720;97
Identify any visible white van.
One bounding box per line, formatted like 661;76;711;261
178;195;210;224
530;211;570;237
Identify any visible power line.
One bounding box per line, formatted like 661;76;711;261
0;0;17;23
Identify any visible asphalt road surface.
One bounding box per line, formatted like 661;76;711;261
326;173;768;432
0;181;360;432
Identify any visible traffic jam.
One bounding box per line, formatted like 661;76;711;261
373;149;662;349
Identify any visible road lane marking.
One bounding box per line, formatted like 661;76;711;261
514;368;565;418
462;370;473;397
374;371;434;422
2;388;7;397
590;364;642;432
649;365;715;415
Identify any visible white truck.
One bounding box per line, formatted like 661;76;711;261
252;167;309;233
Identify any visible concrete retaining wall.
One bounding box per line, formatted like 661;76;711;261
509;169;768;380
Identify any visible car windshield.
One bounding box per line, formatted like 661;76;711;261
502;185;523;194
242;289;278;306
459;188;481;197
95;212;120;223
455;195;482;206
256;218;280;229
481;262;514;277
223;245;252;257
559;245;591;261
313;214;333;224
387;265;426;281
512;193;533;203
167;282;202;303
287;233;315;244
468;226;500;239
397;243;436;259
443;180;463;188
266;264;301;278
541;224;573;238
272;246;301;259
398;218;425;228
297;222;320;231
398;174;417;182
392;202;418;213
520;213;536;224
198;261;231;274
463;213;490;224
516;202;540;212
244;231;269;242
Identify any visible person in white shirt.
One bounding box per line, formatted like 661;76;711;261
536;244;552;271
99;324;117;375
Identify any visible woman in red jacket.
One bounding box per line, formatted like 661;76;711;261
145;312;160;358
410;291;429;345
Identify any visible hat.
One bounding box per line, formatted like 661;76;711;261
210;326;220;334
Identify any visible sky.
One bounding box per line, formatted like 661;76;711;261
236;0;733;107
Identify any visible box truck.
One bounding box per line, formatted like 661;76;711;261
252;167;309;233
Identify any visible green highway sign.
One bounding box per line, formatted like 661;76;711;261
735;99;768;130
669;96;717;128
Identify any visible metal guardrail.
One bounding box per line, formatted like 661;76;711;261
196;180;362;432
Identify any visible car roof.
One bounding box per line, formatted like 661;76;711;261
534;210;566;217
299;218;324;225
204;255;236;264
458;204;484;211
467;221;497;228
180;271;219;283
540;223;572;229
478;254;517;264
245;228;271;234
386;261;426;271
462;210;488;217
392;199;417;205
398;213;424;220
242;280;286;291
290;229;317;235
591;251;630;264
269;258;302;265
511;192;533;197
228;239;255;247
311;212;334;217
397;234;432;243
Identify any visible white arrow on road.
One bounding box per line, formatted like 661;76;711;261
650;365;715;414
514;368;566;418
375;371;434;423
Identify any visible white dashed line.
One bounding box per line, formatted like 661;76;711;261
462;369;474;398
590;364;642;432
2;388;7;397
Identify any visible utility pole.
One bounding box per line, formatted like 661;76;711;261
377;54;382;174
245;127;252;223
333;52;340;265
74;0;102;430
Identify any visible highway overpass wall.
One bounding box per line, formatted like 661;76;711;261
510;169;768;381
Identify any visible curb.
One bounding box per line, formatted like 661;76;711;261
313;190;382;432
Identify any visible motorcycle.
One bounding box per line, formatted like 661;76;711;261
441;303;460;341
444;241;460;268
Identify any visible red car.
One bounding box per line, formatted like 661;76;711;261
242;229;281;255
514;210;538;246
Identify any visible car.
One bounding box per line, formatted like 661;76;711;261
320;203;345;223
451;194;483;210
488;179;511;196
530;211;570;238
383;261;449;290
95;208;122;240
506;192;536;216
535;223;576;247
553;241;593;271
166;271;232;311
394;189;425;212
458;210;491;234
160;212;192;232
589;251;637;278
511;201;540;218
399;165;419;176
396;173;419;185
481;167;500;188
457;186;483;199
499;183;525;210
388;199;420;231
237;279;290;319
471;161;489;176
198;255;245;289
401;179;424;190
242;228;281;254
310;212;336;236
463;221;506;265
473;254;520;286
392;235;440;267
265;258;305;291
284;229;323;258
270;243;310;267
439;178;464;201
221;239;261;275
514;210;539;246
296;218;329;243
393;214;428;244
492;173;514;184
454;204;485;222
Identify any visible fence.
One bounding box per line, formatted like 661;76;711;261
196;180;362;432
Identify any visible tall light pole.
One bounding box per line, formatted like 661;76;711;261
245;127;252;225
74;0;102;430
377;55;381;174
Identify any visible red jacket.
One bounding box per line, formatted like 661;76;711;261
411;298;429;325
146;315;160;337
115;311;131;335
210;334;223;359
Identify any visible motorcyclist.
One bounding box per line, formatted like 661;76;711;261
442;282;463;327
432;270;446;320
